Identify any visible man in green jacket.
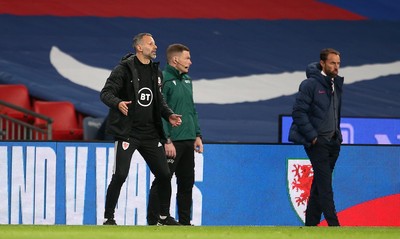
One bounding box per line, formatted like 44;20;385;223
147;43;203;226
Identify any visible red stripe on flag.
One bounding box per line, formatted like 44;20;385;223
0;0;366;20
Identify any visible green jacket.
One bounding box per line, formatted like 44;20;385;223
162;64;201;141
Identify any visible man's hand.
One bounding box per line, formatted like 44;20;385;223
194;136;203;153
118;101;132;116
312;137;317;145
169;114;182;127
164;142;176;159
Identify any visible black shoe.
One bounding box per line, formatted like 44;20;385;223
156;216;181;226
180;222;194;226
103;218;117;225
147;219;157;225
147;215;158;225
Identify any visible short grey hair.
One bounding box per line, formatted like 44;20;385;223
132;33;152;51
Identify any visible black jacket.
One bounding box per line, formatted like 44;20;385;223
289;62;343;147
100;53;173;141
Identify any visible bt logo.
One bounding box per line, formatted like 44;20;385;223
138;87;153;107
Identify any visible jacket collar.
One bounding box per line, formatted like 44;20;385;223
164;64;184;81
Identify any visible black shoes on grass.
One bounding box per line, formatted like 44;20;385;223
103;218;117;225
104;216;182;226
156;216;181;226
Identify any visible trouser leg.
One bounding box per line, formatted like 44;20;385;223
305;177;322;225
147;141;177;224
140;139;172;217
305;137;340;226
175;141;195;225
104;140;137;219
147;180;160;224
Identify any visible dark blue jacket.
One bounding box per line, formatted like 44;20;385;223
289;62;343;147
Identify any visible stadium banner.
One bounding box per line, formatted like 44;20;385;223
279;115;400;144
0;142;399;226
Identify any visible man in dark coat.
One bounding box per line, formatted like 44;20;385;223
289;48;343;226
100;33;182;226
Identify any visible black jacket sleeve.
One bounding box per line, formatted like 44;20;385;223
100;65;128;109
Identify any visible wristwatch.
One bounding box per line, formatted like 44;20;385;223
166;138;172;144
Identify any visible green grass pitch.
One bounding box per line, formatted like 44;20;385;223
0;225;399;239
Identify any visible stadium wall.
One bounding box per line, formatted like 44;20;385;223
0;142;399;226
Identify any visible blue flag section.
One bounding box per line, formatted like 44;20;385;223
1;1;400;143
0;142;399;226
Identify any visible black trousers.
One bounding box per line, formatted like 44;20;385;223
304;136;341;226
104;138;172;219
147;140;195;225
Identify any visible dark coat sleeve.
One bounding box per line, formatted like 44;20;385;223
292;79;318;142
289;79;318;147
100;65;127;109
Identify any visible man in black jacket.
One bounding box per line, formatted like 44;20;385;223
289;48;343;226
100;33;182;226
